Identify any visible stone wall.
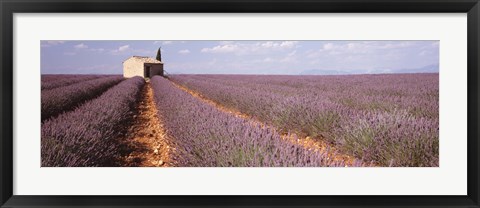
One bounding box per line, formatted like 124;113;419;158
123;59;144;78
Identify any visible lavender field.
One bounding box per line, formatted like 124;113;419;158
41;75;144;166
170;74;439;167
41;73;438;167
151;76;365;167
41;75;123;121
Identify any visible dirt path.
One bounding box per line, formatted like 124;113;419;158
170;81;367;167
122;81;174;167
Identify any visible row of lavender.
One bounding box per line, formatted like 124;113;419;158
41;76;124;121
41;74;80;83
41;74;111;90
170;74;439;167
151;76;364;167
42;77;145;167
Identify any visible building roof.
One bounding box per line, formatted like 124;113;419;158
124;56;163;64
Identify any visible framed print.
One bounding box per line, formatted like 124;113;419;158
1;0;479;207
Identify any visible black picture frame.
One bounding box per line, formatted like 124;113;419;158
1;0;479;207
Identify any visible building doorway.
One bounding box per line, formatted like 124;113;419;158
145;65;151;78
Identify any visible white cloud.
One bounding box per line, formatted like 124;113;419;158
201;44;238;53
47;40;65;45
259;41;298;50
279;41;298;48
41;40;66;47
109;45;155;56
323;43;334;50
307;41;415;59
380;41;414;49
74;43;88;49
178;49;191;54
201;41;298;55
108;45;130;55
118;45;129;52
154;41;173;45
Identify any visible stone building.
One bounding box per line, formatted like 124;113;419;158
123;56;164;78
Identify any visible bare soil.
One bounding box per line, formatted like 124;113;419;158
121;82;174;167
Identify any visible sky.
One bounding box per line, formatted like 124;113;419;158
41;40;439;75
